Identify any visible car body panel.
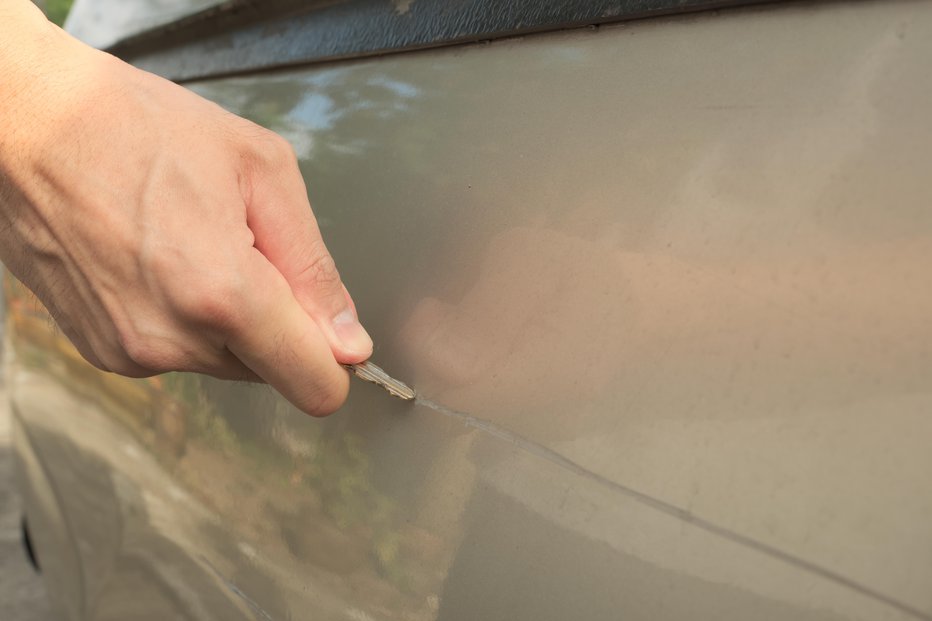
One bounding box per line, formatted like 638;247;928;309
6;0;932;619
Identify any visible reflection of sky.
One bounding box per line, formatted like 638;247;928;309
278;127;314;161
368;76;419;116
289;93;338;130
368;75;420;99
281;91;336;159
278;73;420;158
290;74;420;123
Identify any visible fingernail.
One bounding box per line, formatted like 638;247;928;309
332;309;373;356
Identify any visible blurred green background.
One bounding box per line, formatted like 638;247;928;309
47;0;74;26
35;0;74;26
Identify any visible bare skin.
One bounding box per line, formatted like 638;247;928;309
0;1;373;416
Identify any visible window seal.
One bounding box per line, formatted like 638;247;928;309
107;0;786;83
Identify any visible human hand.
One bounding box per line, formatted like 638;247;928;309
0;3;371;416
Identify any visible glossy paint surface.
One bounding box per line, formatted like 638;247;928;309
7;0;932;619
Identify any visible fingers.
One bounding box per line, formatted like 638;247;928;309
225;248;350;416
244;136;373;364
52;297;260;382
198;352;263;383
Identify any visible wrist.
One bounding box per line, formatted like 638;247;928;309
0;1;103;174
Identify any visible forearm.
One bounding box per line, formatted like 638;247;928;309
0;0;51;47
0;1;98;179
0;1;77;88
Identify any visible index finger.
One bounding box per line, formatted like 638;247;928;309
226;248;350;416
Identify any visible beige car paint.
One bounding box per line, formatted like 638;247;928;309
5;1;932;620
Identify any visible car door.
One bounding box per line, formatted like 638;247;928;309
7;1;932;620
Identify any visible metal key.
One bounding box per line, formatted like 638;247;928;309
344;361;416;401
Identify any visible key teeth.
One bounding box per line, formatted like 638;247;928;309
344;361;416;401
387;385;417;401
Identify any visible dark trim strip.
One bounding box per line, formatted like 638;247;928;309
108;0;780;82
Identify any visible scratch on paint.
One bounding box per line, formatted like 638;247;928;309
413;396;931;621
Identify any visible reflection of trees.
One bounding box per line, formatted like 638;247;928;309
188;61;517;617
45;0;75;26
159;372;423;607
4;332;417;619
9;52;625;617
188;51;686;616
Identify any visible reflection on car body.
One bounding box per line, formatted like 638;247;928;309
6;1;932;620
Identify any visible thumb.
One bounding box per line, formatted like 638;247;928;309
287;236;374;364
245;136;373;364
227;248;350;416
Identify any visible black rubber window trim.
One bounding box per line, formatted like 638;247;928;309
108;0;787;82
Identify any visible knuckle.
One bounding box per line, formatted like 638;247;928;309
191;293;240;332
118;332;170;374
176;274;248;335
142;251;248;336
255;132;297;170
295;247;341;291
271;133;297;160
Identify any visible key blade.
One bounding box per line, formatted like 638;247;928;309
344;361;416;401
